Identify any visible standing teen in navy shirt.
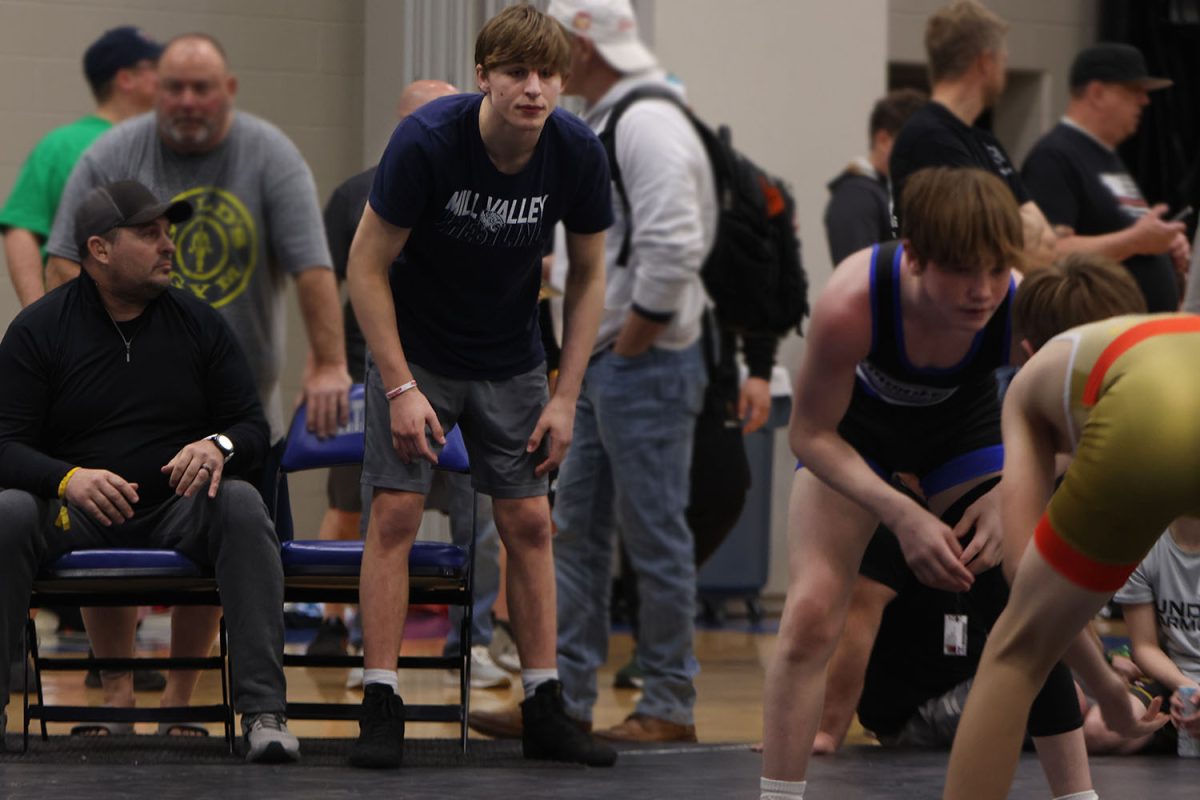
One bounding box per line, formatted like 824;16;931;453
345;4;613;769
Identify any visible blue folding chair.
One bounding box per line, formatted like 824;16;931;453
24;551;234;751
274;383;476;749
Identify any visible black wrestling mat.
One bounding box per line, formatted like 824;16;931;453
0;734;560;768
1;741;1196;799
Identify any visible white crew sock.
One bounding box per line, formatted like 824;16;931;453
363;668;398;694
1052;792;1099;800
761;777;806;799
521;668;559;698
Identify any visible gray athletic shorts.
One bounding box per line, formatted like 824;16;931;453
326;464;363;513
361;356;550;499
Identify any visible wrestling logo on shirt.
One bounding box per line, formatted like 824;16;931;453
1098;172;1150;222
438;190;550;247
168;186;257;308
855;361;959;407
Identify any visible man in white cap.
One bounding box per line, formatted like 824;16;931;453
535;0;713;743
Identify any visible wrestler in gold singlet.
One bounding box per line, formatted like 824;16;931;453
1037;313;1200;591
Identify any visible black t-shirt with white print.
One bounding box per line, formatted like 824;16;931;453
1022;121;1178;311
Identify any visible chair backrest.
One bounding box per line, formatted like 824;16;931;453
280;383;471;474
275;383;472;538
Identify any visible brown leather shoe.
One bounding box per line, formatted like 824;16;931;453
594;713;697;743
469;703;592;739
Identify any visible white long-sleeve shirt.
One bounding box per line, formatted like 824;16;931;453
581;71;717;352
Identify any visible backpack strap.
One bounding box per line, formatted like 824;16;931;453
597;85;692;267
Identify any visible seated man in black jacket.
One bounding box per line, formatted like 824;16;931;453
0;180;297;763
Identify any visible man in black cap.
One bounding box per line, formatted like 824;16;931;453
1022;42;1189;311
0;180;299;763
0;26;162;308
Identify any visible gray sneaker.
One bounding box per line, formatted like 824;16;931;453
242;712;300;763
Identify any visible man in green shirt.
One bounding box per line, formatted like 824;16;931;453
0;25;160;306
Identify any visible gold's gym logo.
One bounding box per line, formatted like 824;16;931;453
169;187;256;308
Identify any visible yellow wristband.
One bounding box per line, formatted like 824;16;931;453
57;467;80;499
55;467;80;531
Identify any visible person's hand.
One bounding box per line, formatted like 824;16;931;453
527;395;576;476
63;469;139;526
952;488;1004;574
892;504;974;592
1095;684;1168;738
161;439;226;499
1108;653;1142;685
302;360;352;438
738;376;771;434
1169;685;1200;734
1129;205;1187;256
388;389;443;465
1168;231;1191;279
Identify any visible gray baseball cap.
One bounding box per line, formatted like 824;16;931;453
74;180;192;256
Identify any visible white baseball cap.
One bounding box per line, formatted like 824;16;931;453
548;0;658;74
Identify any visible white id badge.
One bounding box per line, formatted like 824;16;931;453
944;614;968;656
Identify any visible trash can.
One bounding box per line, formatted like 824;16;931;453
697;366;791;624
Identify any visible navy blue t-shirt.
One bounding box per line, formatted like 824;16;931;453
370;93;613;379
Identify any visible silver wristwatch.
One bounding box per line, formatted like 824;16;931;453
205;433;235;461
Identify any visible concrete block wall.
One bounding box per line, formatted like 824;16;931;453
0;0;366;528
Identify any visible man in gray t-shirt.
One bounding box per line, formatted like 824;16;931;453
42;33;350;725
47;34;349;443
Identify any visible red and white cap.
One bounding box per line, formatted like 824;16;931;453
548;0;658;74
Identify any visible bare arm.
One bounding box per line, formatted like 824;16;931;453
525;229;605;476
346;205;442;464
790;253;972;591
1124;602;1194;693
3;229;45;307
1019;202;1058;270
294;267;351;438
997;350;1066;583
44;255;80;291
814;576;894;753
1053;203;1185;264
1125;600;1200;731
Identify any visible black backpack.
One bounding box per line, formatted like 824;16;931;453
598;85;809;337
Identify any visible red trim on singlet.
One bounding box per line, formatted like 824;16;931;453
1082;316;1200;407
1034;514;1137;592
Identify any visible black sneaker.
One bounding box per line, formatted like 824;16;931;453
348;683;405;768
522;680;617;767
306;618;350;657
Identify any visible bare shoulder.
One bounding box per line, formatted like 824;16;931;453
806;247;874;361
1007;340;1072;435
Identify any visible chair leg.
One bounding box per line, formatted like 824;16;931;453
22;618;34;752
460;493;478;753
220;616;237;756
219;616;234;755
28;617;48;743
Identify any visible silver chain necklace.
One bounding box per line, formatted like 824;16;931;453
105;310;134;363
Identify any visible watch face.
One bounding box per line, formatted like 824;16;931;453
211;434;234;458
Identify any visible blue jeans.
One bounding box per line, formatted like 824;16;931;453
553;343;706;725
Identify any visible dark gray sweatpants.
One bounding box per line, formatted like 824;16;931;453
0;480;286;716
